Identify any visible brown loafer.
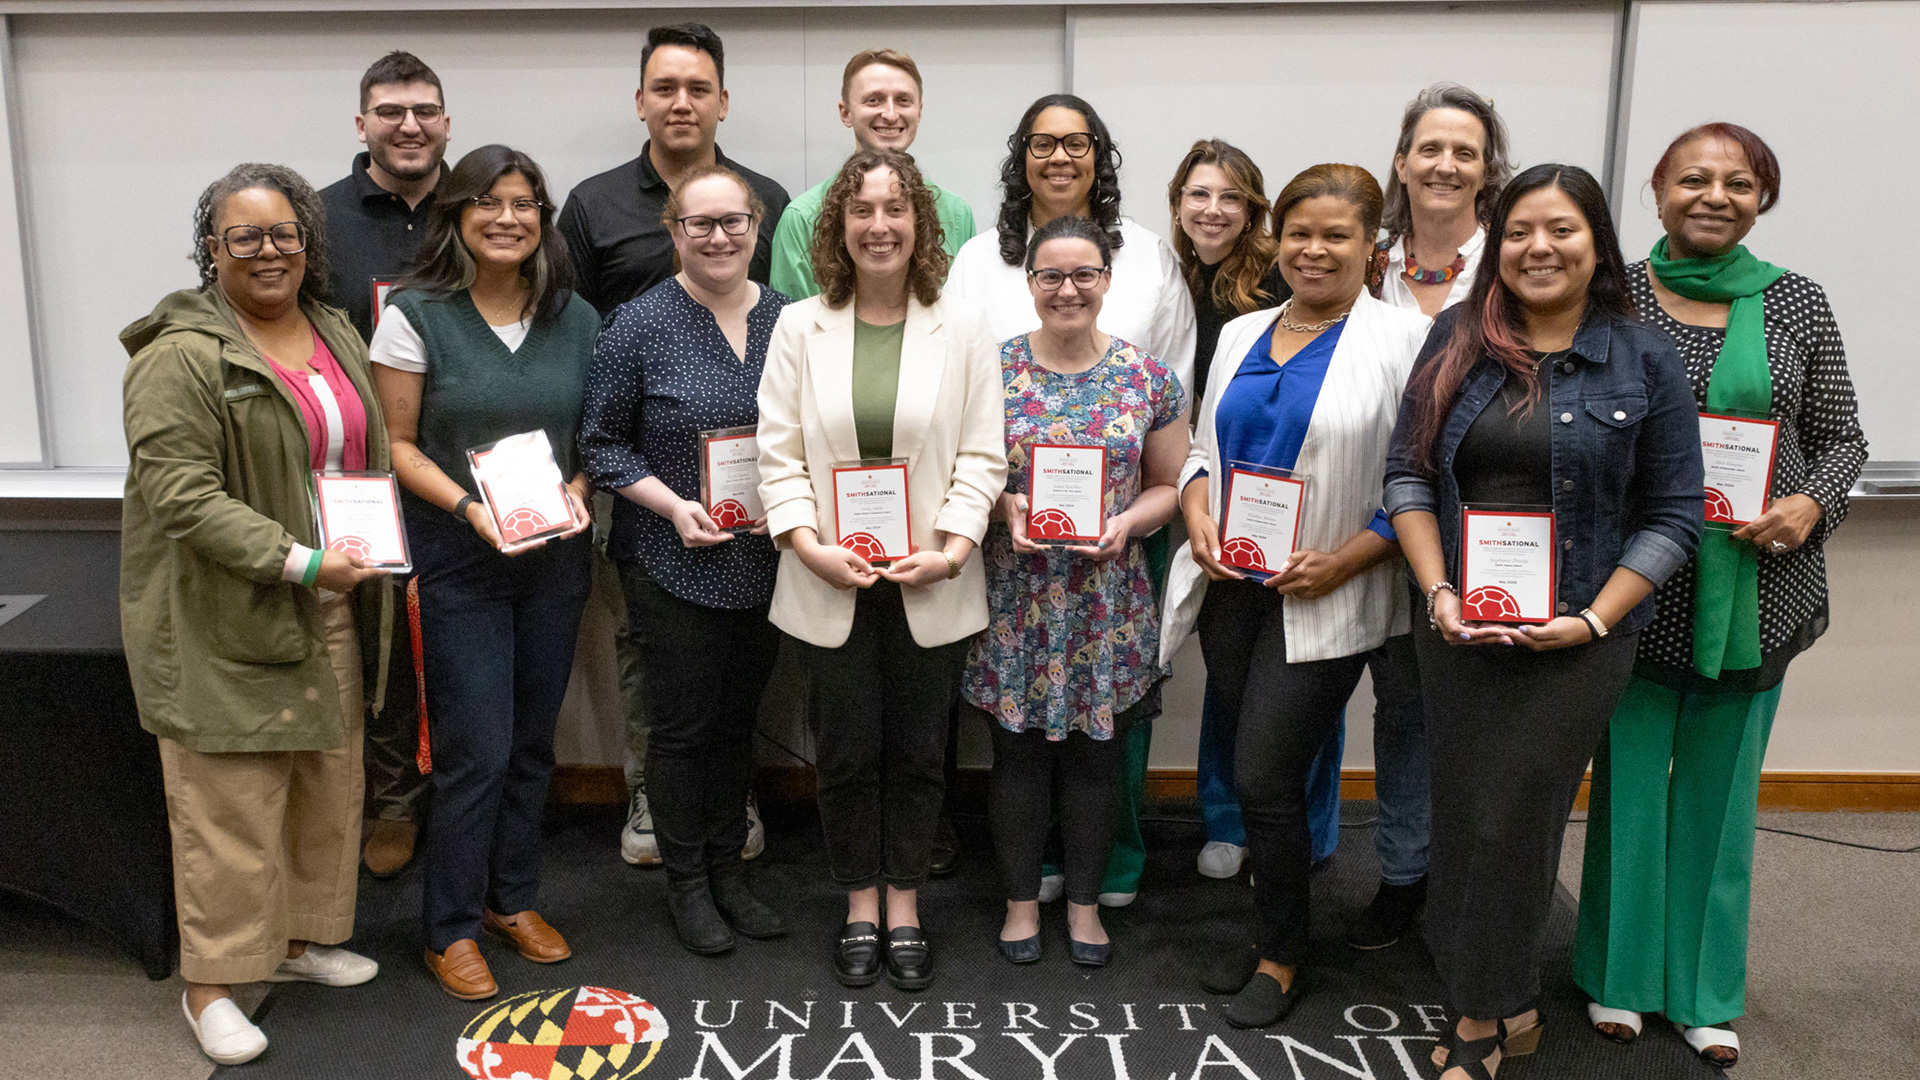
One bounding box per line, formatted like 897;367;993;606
425;939;496;1000
484;909;572;963
362;819;417;878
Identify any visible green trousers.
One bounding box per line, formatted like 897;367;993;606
1572;673;1781;1027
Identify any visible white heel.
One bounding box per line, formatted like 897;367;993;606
1675;1022;1740;1068
1586;1002;1643;1042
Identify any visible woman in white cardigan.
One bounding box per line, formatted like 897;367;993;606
1160;165;1430;1028
756;149;1007;993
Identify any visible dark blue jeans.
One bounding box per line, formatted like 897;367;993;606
412;515;590;951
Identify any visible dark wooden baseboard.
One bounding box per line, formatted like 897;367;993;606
550;764;1920;813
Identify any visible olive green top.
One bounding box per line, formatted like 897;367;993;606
850;318;905;460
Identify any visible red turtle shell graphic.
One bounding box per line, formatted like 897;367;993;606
499;508;552;542
840;531;889;561
709;499;752;529
1462;585;1522;622
1219;536;1267;572
1028;507;1079;540
328;535;372;560
1704;486;1735;523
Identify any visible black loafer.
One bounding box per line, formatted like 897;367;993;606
1222;970;1307;1029
833;921;882;987
997;935;1041;965
1068;938;1111;967
1199;942;1260;994
885;926;934;991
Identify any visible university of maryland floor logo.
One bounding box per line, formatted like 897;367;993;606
457;986;669;1079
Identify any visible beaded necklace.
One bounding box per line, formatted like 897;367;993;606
1403;247;1467;285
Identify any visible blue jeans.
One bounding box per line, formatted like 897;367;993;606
1199;688;1344;864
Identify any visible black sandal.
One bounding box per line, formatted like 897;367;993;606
1431;1015;1543;1078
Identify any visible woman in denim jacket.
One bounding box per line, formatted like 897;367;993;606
1383;164;1703;1080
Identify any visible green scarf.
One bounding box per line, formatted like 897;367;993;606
1649;236;1786;678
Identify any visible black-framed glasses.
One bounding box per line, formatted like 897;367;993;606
366;103;445;126
469;196;546;218
1028;265;1109;291
674;213;754;238
1025;132;1095;159
1180;186;1250;213
215;221;307;259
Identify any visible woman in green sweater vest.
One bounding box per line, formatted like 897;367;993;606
370;145;597;1002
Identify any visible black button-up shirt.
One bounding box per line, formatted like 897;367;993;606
557;142;789;320
319;152;442;342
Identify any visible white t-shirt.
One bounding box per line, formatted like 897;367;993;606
367;305;532;373
946;217;1198;398
1376;226;1486;315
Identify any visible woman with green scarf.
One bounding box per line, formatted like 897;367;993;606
1573;123;1868;1069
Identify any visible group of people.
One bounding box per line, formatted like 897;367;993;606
116;23;1867;1077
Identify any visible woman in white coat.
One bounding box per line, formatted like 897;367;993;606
756;148;1007;993
1159;164;1430;1028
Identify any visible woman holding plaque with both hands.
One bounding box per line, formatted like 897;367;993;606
1383;164;1704;1080
370;145;597;1002
1160;164;1431;1028
756;147;1007;992
964;215;1188;968
1572;124;1866;1070
580;165;792;958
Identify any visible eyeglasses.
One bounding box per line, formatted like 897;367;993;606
1025;132;1095;159
1028;265;1109;291
674;213;754;238
215;221;307;259
469;196;546;218
1180;186;1250;213
365;103;445;126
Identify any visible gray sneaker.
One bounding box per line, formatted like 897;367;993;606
742;793;765;861
621;788;660;866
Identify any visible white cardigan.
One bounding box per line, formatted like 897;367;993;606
1160;291;1431;666
756;294;1009;649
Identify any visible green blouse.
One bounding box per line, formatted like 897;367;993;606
850;318;904;460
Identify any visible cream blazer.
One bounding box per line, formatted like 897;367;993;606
1160;291;1431;666
756;294;1009;649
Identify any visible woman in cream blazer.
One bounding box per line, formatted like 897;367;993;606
1159;165;1429;1028
755;149;1007;993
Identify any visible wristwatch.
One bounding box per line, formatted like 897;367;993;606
1578;608;1609;641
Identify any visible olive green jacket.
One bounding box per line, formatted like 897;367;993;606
119;287;392;753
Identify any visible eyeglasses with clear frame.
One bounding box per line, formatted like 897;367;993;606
468;196;546;218
365;103;446;126
1027;265;1109;291
214;221;307;259
1180;186;1250;213
1025;132;1095;159
673;213;755;238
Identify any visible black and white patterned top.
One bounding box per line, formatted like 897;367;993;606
580;277;789;609
1628;262;1868;689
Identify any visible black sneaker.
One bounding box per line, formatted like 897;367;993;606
1346;876;1427;950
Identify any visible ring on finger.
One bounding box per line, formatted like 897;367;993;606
1770;540;1788;552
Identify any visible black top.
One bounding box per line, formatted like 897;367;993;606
557;143;790;320
579;278;786;609
1192;260;1289;406
318;153;443;342
1454;358;1555;507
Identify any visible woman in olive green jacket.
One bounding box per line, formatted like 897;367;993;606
120;163;392;1066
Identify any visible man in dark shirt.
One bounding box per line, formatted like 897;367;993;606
320;51;452;341
318;51;452;877
558;23;790;318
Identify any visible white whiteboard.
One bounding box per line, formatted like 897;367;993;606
1617;0;1918;461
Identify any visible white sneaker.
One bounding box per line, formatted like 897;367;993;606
742;793;765;861
1197;841;1247;879
182;991;267;1065
1037;873;1065;903
621;788;660;866
266;945;378;986
1097;891;1137;908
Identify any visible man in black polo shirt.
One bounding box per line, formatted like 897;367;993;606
319;50;452;877
558;22;790;318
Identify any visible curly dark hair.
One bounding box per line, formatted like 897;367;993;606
994;94;1124;267
809;148;948;309
399;144;576;326
192;163;332;305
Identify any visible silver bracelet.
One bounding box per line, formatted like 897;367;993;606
1425;581;1456;630
1578;608;1609;641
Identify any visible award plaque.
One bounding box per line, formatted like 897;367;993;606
1026;443;1108;546
466;430;575;552
1698;412;1779;526
698;425;764;533
831;457;912;564
1459;504;1556;624
312;471;411;572
372;280;395;329
1218;461;1307;579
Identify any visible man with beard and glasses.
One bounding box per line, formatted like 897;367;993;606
319;49;453;877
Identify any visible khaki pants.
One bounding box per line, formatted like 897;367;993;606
158;593;365;985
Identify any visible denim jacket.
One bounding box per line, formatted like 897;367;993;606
1383;307;1704;635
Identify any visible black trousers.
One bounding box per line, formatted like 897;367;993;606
621;563;779;883
1199;578;1368;964
987;719;1123;906
1417;624;1638;1018
796;581;967;890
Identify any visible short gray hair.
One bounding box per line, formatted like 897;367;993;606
1381;82;1511;245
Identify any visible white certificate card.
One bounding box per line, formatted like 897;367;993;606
700;426;764;531
312;471;411;571
1698;412;1778;526
1026;443;1107;544
1460;507;1556;624
466;430;574;551
832;458;911;563
1219;465;1306;577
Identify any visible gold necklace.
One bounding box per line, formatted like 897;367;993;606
1277;298;1353;334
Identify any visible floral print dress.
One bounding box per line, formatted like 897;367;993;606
962;335;1185;741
